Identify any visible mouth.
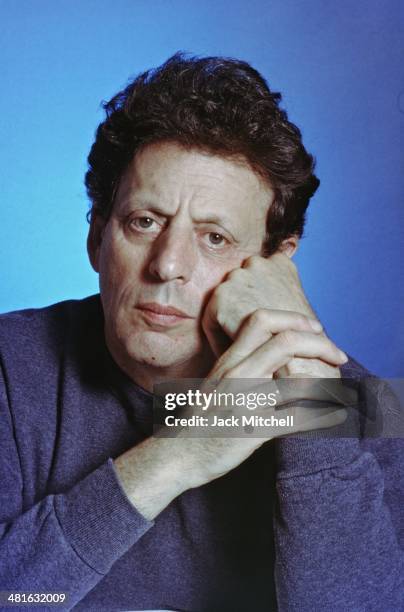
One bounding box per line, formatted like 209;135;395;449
136;302;194;327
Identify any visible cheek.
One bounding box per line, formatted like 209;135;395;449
98;238;146;305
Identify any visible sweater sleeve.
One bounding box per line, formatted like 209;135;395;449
273;392;404;612
0;371;154;610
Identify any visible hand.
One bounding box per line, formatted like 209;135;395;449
175;308;347;485
115;309;348;519
202;252;344;378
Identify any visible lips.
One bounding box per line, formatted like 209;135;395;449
137;302;192;317
136;302;193;327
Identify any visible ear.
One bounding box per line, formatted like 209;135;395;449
87;213;107;273
279;235;299;258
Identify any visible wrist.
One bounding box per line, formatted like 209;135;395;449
114;437;193;520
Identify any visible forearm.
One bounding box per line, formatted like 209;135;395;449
274;437;404;611
0;460;152;609
114;437;197;520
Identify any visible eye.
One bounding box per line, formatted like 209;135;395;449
134;217;155;229
208;232;226;245
128;215;162;234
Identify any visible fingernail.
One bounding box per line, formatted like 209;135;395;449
339;350;348;362
309;319;323;332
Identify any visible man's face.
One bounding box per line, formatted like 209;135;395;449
90;141;274;380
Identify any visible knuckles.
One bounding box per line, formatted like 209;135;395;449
275;330;299;350
243;254;266;271
248;308;270;328
210;267;249;306
246;308;310;331
243;252;299;279
226;267;249;283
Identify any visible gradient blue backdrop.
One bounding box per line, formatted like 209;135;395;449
1;0;403;376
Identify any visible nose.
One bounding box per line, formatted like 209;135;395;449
148;222;196;283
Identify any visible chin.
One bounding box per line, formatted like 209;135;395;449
125;329;204;370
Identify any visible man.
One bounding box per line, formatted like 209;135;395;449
0;53;402;611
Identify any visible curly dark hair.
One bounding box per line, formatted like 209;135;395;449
85;52;319;256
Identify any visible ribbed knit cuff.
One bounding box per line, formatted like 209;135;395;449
275;437;361;478
54;459;153;574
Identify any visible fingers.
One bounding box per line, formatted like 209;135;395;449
209;309;324;378
274;378;358;408
290;405;348;433
220;329;347;379
236;308;323;353
201;276;320;358
249;404;348;438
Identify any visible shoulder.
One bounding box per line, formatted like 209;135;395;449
0;295;102;355
0;294;104;385
0;293;102;335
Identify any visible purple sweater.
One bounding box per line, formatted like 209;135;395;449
0;295;403;611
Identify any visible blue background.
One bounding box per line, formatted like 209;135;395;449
0;0;403;376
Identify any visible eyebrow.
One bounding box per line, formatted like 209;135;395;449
120;200;167;217
118;197;241;241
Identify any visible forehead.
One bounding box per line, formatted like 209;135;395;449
114;141;274;237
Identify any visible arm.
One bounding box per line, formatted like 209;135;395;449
201;253;404;608
0;367;153;609
0;303;343;607
273;433;404;611
0;314;344;612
